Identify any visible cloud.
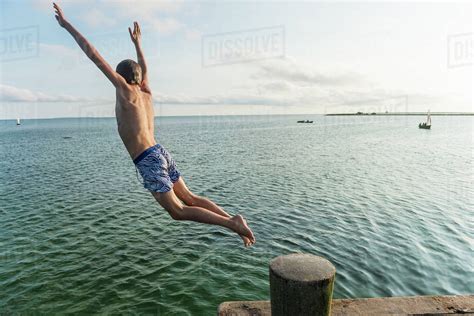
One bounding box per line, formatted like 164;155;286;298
0;83;423;116
76;1;186;35
251;58;364;87
82;8;117;28
151;58;402;109
206;58;410;112
0;84;89;102
150;18;184;35
112;0;183;18
33;0;188;35
31;0;94;12
153;92;290;106
110;1;191;36
40;43;79;57
258;81;294;92
0;52;415;114
185;29;202;41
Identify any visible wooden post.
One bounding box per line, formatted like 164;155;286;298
270;253;336;316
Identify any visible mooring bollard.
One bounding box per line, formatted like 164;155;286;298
270;253;336;316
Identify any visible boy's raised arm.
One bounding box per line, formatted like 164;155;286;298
53;2;126;88
129;22;150;93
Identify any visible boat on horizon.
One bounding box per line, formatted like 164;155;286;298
297;120;313;123
16;118;21;126
419;111;431;129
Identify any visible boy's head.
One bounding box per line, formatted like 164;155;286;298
116;59;142;85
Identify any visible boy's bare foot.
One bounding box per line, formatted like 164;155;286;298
240;234;252;247
230;215;255;246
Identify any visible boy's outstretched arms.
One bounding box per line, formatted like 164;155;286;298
53;2;126;88
129;22;151;93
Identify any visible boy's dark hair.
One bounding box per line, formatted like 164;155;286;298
116;59;142;84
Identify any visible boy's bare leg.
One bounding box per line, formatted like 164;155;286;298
192;195;253;246
192;196;253;246
191;195;230;217
172;178;254;246
151;190;255;245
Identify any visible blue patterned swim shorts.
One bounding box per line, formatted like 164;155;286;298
133;144;181;193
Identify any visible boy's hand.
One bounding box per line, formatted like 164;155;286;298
53;2;67;27
129;21;141;46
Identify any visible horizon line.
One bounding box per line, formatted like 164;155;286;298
1;111;474;121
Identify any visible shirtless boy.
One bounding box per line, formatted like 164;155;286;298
53;3;255;247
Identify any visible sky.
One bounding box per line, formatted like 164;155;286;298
0;0;472;119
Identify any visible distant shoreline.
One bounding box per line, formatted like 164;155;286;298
1;112;473;121
325;112;474;116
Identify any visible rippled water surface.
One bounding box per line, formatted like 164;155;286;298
0;115;473;314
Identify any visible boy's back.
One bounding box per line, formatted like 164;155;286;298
115;81;156;160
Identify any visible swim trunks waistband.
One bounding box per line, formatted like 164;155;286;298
133;144;160;165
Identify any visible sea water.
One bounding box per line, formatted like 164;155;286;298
0;115;472;314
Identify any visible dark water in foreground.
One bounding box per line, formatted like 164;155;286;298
0;115;472;315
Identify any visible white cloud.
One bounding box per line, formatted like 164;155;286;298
92;1;185;35
112;0;183;17
152;91;289;106
86;1;195;36
37;0;199;44
39;43;79;57
0;84;88;102
152;87;379;108
258;81;294;92
150;58;406;109
31;0;94;12
0;82;439;116
251;58;364;87
211;58;424;112
82;8;117;28
150;18;183;35
0;48;438;115
185;29;202;41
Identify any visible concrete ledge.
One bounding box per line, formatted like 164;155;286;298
218;295;474;315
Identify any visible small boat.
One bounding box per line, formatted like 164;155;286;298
16;118;21;126
297;120;313;123
418;111;431;129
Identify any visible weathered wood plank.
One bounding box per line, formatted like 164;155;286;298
218;295;474;316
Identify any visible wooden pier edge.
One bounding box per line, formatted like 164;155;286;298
217;253;473;315
218;295;474;315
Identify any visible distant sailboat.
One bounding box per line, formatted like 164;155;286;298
16;118;21;126
419;111;431;129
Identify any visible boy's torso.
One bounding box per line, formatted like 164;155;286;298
115;86;156;160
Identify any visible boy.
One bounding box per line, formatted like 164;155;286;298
54;3;255;246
